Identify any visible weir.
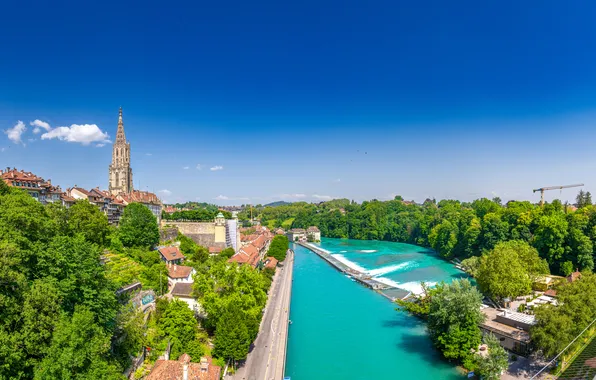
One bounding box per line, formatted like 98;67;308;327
295;242;411;300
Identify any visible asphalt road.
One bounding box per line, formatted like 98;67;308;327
230;250;294;380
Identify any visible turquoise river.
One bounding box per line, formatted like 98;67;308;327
284;238;467;380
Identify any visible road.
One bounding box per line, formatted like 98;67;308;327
230;249;294;380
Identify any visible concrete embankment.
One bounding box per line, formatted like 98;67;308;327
295;242;410;300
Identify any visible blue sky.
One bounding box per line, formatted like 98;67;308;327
2;1;596;205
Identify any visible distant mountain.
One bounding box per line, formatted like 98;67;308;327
264;201;293;207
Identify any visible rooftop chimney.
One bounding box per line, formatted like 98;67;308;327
200;357;208;372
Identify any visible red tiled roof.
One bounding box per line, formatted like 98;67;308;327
264;257;278;269
60;193;76;202
159;246;185;261
228;245;260;268
544;289;557;297
1;168;44;184
208;246;222;254
253;235;267;250
240;244;259;257
71;187;92;196
228;253;250;264
167;265;193;279
118;190;162;205
147;354;221;380
248;251;259;268
307;226;320;232
567;271;582;283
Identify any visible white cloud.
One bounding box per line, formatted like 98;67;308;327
146;153;152;156
96;143;105;147
159;189;172;196
41;124;110;145
196;164;203;170
210;165;223;171
333;178;341;183
30;120;51;134
280;193;307;199
214;195;249;201
5;121;26;144
183;166;190;170
0;147;5;153
313;194;333;201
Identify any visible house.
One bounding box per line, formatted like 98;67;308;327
287;228;306;242
252;234;271;257
167;264;195;286
275;228;285;235
1;167;62;204
532;274;565;291
208;246;222;255
228;244;260;268
170;282;199;313
480;307;534;355
307;226;321;242
91;188;125;225
544;289;557;297
117;190;163;222
264;257;278;270
60;193;76;208
147;354;221;380
159;246;186;265
567;270;582;283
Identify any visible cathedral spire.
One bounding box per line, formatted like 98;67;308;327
116;107;126;143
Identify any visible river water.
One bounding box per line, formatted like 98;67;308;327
284;238;464;380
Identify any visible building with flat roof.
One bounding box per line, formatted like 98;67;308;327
480;307;534;355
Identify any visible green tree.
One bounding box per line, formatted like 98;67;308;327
158;300;200;359
37;235;118;327
395;282;445;318
428;220;458;258
67;200;110;246
475;333;509;380
220;247;236;259
460;256;481;277
534;214;568;271
560;261;574;277
267;235;289;261
118;203;159;248
476;241;549;301
213;296;252;362
35;306;123;380
531;272;596;357
576;190;592;208
427;279;485;361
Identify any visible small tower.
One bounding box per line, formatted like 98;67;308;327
214;212;226;244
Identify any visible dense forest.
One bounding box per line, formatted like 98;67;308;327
248;195;595;275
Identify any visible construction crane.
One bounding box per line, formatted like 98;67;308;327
533;184;584;206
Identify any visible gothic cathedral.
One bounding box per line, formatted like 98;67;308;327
108;108;133;195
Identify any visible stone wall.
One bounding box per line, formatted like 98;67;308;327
161;221;217;247
160;227;179;242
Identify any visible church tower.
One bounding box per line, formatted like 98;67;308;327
108;107;133;195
